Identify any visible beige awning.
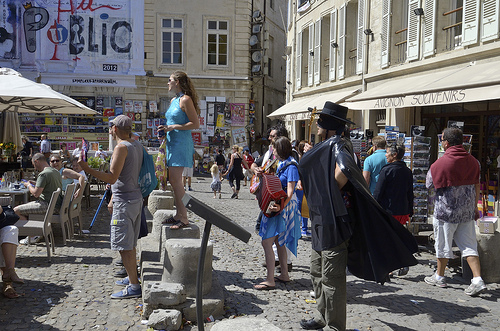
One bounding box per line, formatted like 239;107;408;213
268;88;360;120
345;61;500;109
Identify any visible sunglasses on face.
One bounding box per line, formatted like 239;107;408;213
51;160;61;163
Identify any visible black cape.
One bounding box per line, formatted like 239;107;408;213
299;136;418;284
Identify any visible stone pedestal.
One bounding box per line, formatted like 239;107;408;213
148;194;175;215
162;239;212;296
476;228;500;283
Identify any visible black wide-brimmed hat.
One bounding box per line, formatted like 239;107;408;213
318;102;354;124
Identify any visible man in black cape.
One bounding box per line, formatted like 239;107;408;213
298;102;418;331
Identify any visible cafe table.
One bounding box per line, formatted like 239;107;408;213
0;187;30;204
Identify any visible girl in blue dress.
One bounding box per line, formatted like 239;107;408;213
158;71;200;229
254;137;301;290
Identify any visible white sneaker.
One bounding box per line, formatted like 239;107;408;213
309;290;316;298
424;274;447;288
19;236;41;245
465;280;487;296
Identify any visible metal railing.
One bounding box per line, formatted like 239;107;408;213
442;7;463;51
395;27;407;64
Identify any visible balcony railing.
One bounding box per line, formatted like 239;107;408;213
395;27;407;64
442;7;463;51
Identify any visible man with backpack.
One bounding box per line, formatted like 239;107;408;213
79;115;144;299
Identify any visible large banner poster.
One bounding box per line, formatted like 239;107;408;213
0;1;143;80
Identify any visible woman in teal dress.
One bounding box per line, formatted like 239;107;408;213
158;71;200;229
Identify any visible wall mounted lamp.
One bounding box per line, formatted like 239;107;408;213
414;8;424;16
309;50;314;56
331;42;338;48
364;29;375;42
286;81;292;85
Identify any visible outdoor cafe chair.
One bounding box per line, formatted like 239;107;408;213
49;183;75;246
15;188;61;262
69;181;86;236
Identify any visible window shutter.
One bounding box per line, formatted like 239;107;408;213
407;0;421;61
481;0;499;42
422;0;436;57
296;31;302;88
356;0;365;75
381;0;392;68
338;4;346;79
314;19;321;85
329;9;337;81
462;0;480;46
308;23;314;86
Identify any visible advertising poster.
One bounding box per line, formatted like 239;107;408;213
149;101;158;113
115;97;123;106
207;103;215;125
216;114;225;128
232;127;246;145
115;107;123;115
125;100;134;112
103;108;115;117
207;125;215;137
133;101;143;113
192;132;202;145
224;103;231;126
231;103;245;126
147;119;154;129
73;96;96;110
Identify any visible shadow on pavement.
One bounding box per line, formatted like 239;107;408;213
0;279;72;329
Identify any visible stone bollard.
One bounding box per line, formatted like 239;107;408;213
151;189;173;197
148;195;175;216
162;239;213;296
476;228;500;283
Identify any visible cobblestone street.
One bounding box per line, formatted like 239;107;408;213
1;175;499;330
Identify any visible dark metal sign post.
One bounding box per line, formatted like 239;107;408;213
182;194;251;331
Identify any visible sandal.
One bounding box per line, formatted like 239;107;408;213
162;216;178;224
253;282;275;290
170;220;190;230
3;282;19;299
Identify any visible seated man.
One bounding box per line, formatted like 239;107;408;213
14;153;62;223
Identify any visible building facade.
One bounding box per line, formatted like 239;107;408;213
143;0;287;152
277;0;500;174
0;0;145;150
1;0;287;152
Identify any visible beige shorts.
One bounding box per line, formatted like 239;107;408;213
15;200;49;217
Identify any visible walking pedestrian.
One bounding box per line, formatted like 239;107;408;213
158;71;200;230
424;127;487;296
210;164;222;199
223;145;248;199
79;115;144;299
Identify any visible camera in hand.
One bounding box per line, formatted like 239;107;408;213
158;129;165;138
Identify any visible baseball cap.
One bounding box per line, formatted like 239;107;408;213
110;115;132;129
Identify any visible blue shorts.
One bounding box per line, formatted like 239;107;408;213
110;198;142;251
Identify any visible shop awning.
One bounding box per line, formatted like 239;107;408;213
344;61;500;110
268;88;360;120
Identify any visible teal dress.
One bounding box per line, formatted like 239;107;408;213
165;94;194;167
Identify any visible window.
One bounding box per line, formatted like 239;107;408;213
270;0;274;10
161;18;183;64
267;57;273;77
207;20;228;66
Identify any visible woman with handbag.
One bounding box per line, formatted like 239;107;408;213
254;137;300;290
223;146;249;199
